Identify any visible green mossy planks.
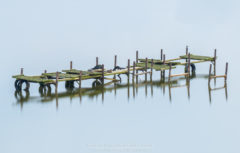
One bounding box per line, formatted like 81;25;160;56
179;54;214;61
136;63;176;70
12;75;53;83
138;59;181;65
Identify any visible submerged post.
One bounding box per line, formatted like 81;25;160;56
225;62;228;82
20;68;23;75
96;57;99;66
208;64;212;85
70;61;73;70
79;71;82;89
102;64;104;85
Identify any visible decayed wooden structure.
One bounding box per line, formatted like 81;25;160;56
12;46;228;93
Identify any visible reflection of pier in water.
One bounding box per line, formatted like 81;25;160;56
14;74;228;109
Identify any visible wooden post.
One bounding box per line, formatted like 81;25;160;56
114;55;117;79
163;55;166;78
225;62;228;82
186;46;188;62
151;59;153;80
102;64;104;85
133;61;136;80
79;71;82;89
188;53;191;75
44;70;47;73
214;49;217;76
70;61;72;70
145;57;148;81
208;64;212;85
163;54;166;64
136;51;139;64
161;49;163;60
128;59;130;77
168;63;172;83
136;50;139;83
114;55;117;68
96;57;99;66
20;68;23;75
55;72;59;93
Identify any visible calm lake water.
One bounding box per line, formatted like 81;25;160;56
1;0;240;153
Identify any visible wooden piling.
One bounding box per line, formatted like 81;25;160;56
136;50;139;64
20;68;23;75
151;59;153;80
136;50;139;83
79;71;82;88
70;61;72;70
145;57;148;81
208;64;212;84
186;46;188;62
44;70;47;73
168;63;172;83
96;57;99;66
161;49;163;60
128;59;130;77
188;53;191;75
114;55;117;79
214;49;217;76
55;71;59;93
114;55;117;68
225;62;228;82
133;61;136;80
102;64;104;85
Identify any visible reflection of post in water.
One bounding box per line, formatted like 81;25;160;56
208;83;228;104
14;90;30;110
101;86;104;103
127;78;130;100
132;77;135;99
168;83;172;102
186;77;190;100
145;82;148;97
151;80;153;97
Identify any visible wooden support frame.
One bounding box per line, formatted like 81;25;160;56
168;53;190;83
208;62;228;85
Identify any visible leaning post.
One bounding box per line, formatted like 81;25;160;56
208;64;212;85
188;53;191;76
127;59;130;79
168;63;172;83
225;62;228;82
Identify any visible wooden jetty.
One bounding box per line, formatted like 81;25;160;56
12;47;228;93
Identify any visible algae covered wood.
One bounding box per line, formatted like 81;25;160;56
136;63;176;70
180;54;214;61
138;58;181;65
